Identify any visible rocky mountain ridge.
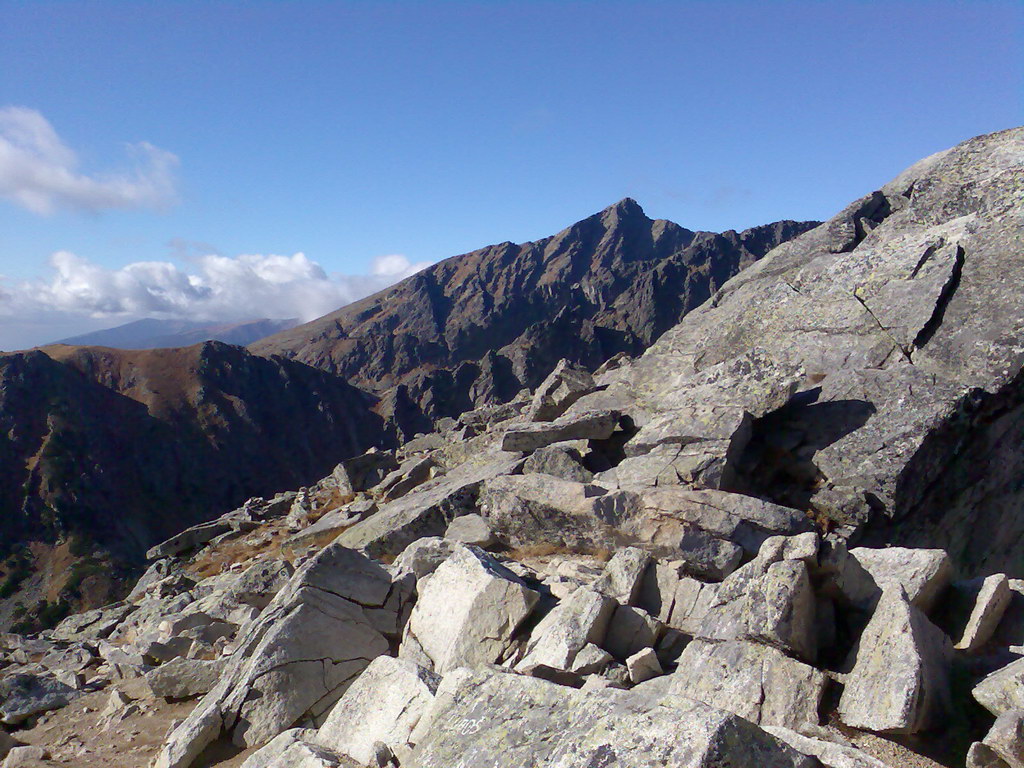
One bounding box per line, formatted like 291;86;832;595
251;200;817;436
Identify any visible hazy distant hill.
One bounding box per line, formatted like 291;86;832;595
55;317;300;350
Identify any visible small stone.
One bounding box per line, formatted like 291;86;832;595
626;647;663;684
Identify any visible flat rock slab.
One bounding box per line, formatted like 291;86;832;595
407;667;817;768
501;410;619;453
668;638;827;730
338;456;522;558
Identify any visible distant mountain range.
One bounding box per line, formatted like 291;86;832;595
55;317;300;350
253;199;819;437
0;199;816;628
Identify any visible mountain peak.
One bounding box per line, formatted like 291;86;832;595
601;197;647;221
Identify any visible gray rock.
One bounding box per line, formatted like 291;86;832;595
338;455;522;559
514;587;615;673
967;741;1014;768
146;657;226;700
669;639;827;729
378;456;440;502
400;547;539;674
501;409;620;453
673;525;744;581
286;509;362;550
569;643;613;675
636;560;683;623
590;547;651;605
696;536;818;662
970;709;1024;768
578;487;810;581
603;605;660;661
839;588;952;733
390;537;460;581
406;667;817;768
50;602;135;642
527;359;597;422
665;576;720;635
316;656;440;765
957;574;1013;652
837;547;952;614
2;746;50;767
239;729;322;768
478;473;612;549
326;448;400;496
522;442;594;482
763;727;890;768
444;514;495;548
154;544;407;766
0;673;82;725
0;732;20;762
596;128;1024;575
975;658;1024;717
625;647;662;684
147;519;235;561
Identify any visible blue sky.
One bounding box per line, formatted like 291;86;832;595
0;1;1020;348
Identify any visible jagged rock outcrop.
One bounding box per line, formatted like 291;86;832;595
252;201;817;436
585;127;1024;572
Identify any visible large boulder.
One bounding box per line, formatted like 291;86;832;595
146;657;226;700
590;128;1024;574
0;673;83;725
695;534;819;662
967;709;1024;768
477;473;613;549
834;546;952;614
316;656;440;765
406;667;818;767
763;727;890;768
515;587;616;673
668;639;827;729
399;547;539;674
955;574;1013;652
501;409;620;453
590;547;651;605
154;544;410;768
613;488;815;557
838;588;952;733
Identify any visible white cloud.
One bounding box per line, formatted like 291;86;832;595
0;250;432;349
0;106;178;214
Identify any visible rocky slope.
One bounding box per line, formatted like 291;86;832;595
0;204;815;634
251;200;817;436
0;342;383;631
1;128;1021;768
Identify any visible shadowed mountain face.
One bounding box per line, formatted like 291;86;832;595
53;317;300;350
0;342;383;564
252;199;819;435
